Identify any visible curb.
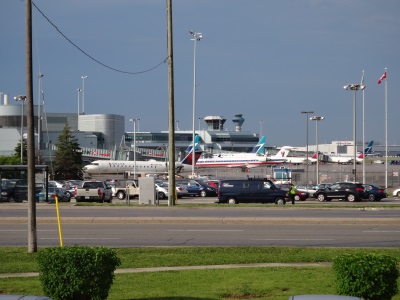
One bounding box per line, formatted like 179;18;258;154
0;217;399;225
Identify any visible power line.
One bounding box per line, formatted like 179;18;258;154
32;1;168;75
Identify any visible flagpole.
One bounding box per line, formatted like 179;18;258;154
384;67;388;188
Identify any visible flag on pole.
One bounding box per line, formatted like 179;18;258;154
378;72;386;84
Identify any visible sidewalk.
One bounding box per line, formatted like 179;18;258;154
0;262;333;279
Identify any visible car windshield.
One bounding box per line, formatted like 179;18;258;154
2;180;16;188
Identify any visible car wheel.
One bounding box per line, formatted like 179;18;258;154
368;194;376;202
117;191;126;200
158;192;166;199
347;194;356;202
275;197;286;205
8;196;15;203
227;197;237;204
397;191;400;197
294;195;300;201
317;194;326;202
200;190;207;197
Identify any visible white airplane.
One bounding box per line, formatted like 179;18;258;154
83;137;202;175
283;151;318;165
195;137;291;169
324;140;373;164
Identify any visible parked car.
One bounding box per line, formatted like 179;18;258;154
314;182;364;202
178;182;205;197
37;187;71;203
174;183;189;198
295;184;319;198
155;182;170;199
392;187;400;197
0;179;42;202
317;183;333;190
155;182;189;199
276;183;309;201
196;182;218;197
361;184;387;201
204;180;219;191
48;180;68;189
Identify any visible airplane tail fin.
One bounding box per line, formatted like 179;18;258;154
181;135;202;165
272;146;293;158
185;135;200;153
364;140;373;155
250;136;266;154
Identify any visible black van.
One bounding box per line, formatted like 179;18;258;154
216;178;288;205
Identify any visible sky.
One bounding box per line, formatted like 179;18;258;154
1;0;399;148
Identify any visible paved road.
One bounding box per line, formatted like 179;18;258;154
1;201;400;248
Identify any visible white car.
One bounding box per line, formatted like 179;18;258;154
295;184;319;198
392;188;400;197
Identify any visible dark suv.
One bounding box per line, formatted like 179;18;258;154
314;182;364;202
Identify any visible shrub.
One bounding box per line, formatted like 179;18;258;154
333;252;399;300
37;245;121;300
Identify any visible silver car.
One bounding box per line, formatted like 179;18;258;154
295;184;319;198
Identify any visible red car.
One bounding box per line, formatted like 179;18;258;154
204;180;219;192
275;183;309;201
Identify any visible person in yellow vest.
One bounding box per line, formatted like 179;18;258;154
289;183;296;205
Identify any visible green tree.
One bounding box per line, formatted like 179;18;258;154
53;122;83;180
13;141;27;165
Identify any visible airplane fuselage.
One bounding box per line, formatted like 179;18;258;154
83;159;176;175
196;154;284;168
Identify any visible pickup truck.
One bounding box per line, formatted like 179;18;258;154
114;180;139;200
74;181;113;203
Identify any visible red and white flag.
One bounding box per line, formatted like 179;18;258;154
378;72;386;84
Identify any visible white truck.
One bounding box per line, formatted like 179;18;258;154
114;180;140;200
74;180;113;203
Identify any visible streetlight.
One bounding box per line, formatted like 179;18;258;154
301;111;314;184
310;116;324;184
14;95;27;164
259;120;264;138
344;83;365;182
81;75;87;115
360;71;366;184
190;30;203;177
77;88;82;115
129;118;139;179
37;73;43;156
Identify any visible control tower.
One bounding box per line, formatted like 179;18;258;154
203;116;226;131
232;114;245;132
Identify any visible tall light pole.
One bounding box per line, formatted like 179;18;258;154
301;111;314;184
81;75;87;115
360;71;366;184
77;88;82;115
37;73;43;157
259;120;264;137
129;118;139;179
14;95;27;164
344;83;365;182
310;116;324;184
190;30;203;177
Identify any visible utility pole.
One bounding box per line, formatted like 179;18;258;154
166;0;176;205
26;0;37;253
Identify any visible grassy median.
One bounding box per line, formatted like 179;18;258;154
1;247;400;299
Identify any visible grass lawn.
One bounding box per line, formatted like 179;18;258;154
1;247;399;299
